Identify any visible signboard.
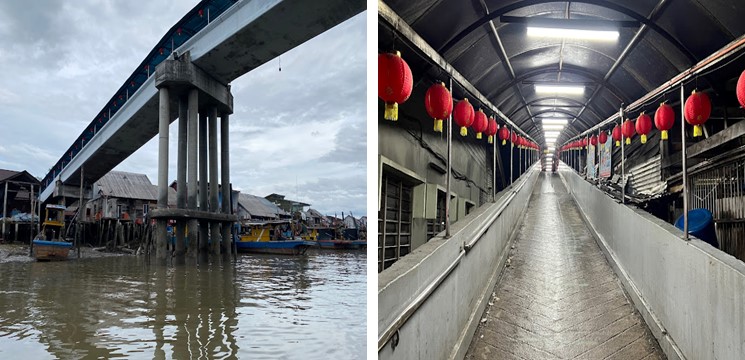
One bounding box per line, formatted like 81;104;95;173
599;136;612;178
586;143;596;178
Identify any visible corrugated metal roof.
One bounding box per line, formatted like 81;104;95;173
94;171;159;201
238;193;287;219
307;208;325;218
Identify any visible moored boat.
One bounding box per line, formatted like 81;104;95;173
32;240;73;260
236;220;314;255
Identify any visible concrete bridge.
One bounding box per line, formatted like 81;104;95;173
38;0;364;260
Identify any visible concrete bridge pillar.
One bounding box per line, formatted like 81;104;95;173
151;51;236;263
156;87;170;261
220;113;232;256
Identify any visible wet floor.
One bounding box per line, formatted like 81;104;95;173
466;172;665;360
0;249;366;359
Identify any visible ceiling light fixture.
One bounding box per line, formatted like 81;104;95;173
535;84;585;95
527;26;619;41
541;118;569;125
542;124;565;131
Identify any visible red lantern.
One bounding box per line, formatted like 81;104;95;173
684;90;711;137
654;103;675;140
635;112;653;144
737;70;745;108
486;117;498;144
498;126;510;145
424;82;452;133
612;125;622;147
378;51;413;121
453;98;475;136
511;132;518;147
622;119;635;145
473;109;488;139
599;131;608;145
590;135;598;146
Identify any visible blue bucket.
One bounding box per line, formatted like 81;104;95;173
675;208;718;248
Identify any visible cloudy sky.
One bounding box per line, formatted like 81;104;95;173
0;1;367;217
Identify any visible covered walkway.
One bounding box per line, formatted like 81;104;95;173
466;173;663;360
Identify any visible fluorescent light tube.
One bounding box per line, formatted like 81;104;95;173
542;124;565;131
544;131;561;137
535;84;585;95
527;26;619;41
541;118;568;125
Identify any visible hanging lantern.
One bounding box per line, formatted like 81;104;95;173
737;70;745;108
424;82;452;133
635;112;653;144
654;103;675;140
684;90;711;137
599;131;608;145
590;135;598;147
498;126;510;145
472;109;488;139
378;51;413;121
612;125;622;147
511;132;519;147
453;98;475;136
486;117;498;144
622;119;635;145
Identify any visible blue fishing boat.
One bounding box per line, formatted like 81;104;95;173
32;240;73;261
32;204;73;261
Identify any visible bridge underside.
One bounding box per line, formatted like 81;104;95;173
466;173;663;359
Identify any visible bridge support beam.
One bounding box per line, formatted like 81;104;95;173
153;51;235;263
220;113;232;256
187;89;199;259
156;87;170;261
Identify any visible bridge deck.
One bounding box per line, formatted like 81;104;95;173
466;173;665;360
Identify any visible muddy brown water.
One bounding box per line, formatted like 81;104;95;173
0;249;366;359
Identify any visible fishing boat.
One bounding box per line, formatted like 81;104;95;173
236;220;315;255
32;204;73;261
312;226;367;250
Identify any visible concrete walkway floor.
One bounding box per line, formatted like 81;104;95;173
466;173;665;360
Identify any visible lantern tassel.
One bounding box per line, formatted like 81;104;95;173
488;135;493;144
460;127;467;136
434;119;443;133
661;130;668;140
641;134;647;144
616;141;620;147
693;125;702;137
476;132;482;139
502;139;506;145
384;102;399;121
625;138;631;145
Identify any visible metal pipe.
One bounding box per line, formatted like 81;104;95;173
620;106;626;204
156;86;170;260
78;166;83;258
492;135;497;202
681;84;689;240
510;128;514;185
445;78;453;238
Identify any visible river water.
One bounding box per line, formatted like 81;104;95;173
0;249;366;359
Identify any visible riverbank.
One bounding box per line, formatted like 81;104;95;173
0;243;130;264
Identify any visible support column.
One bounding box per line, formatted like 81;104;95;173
220;113;232;256
2;181;7;241
198;112;209;255
175;97;187;260
187;89;199;258
156;87;170;261
208;107;221;255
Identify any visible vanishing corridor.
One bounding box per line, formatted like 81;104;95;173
466;173;664;360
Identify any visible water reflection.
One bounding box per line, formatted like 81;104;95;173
0;250;366;359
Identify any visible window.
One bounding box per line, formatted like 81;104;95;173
116;205;122;219
378;173;413;272
426;190;447;241
143;203;149;215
